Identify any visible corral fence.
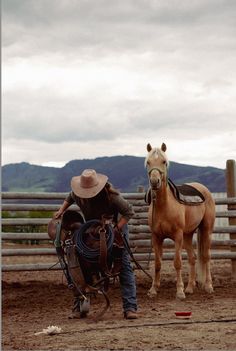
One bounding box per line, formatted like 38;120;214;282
1;160;236;278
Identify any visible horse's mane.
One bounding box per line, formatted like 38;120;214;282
144;147;169;168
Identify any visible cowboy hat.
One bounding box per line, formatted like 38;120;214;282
71;169;108;198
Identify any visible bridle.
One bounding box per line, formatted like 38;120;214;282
147;166;165;177
147;165;168;192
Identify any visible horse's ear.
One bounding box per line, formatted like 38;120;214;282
161;143;167;152
147;143;152;152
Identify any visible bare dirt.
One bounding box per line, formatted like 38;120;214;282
2;259;236;351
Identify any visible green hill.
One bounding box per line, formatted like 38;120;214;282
2;156;226;193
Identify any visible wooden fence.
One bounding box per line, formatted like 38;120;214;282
2;160;236;278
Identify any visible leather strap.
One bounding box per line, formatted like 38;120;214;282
98;226;110;275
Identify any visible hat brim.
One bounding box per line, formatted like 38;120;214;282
71;173;108;198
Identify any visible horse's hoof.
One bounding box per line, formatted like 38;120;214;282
176;291;186;300
205;285;214;294
185;285;194;294
147;288;157;298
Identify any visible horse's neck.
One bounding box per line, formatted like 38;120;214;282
153;183;169;207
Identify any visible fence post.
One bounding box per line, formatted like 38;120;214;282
226;159;236;279
137;185;145;193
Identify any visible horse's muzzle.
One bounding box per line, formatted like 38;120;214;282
148;167;163;190
150;177;162;190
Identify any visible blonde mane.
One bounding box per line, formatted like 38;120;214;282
144;147;169;168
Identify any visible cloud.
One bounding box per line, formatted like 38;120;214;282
2;0;236;169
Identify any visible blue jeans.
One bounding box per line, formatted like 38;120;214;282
119;224;138;313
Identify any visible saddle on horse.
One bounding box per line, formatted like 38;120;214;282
47;210;124;320
145;178;205;205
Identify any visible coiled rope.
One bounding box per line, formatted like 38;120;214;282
74;220;114;262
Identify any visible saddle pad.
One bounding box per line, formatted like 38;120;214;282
168;179;205;205
144;179;205;205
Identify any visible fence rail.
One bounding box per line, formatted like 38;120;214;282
2;192;236;274
2;159;236;277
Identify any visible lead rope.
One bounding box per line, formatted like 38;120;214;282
147;189;156;271
122;234;152;280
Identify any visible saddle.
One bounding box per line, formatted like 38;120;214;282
145;178;205;205
47;211;122;320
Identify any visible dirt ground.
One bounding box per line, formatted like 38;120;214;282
2;259;236;351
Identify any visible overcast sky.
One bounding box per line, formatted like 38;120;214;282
2;0;236;169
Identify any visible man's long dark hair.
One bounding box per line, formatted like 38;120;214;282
94;182;119;203
79;182;119;207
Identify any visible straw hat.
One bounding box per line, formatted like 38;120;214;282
71;169;108;198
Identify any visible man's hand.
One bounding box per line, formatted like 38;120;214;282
113;226;124;248
53;200;70;219
53;209;64;219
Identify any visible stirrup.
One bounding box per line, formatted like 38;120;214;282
72;295;90;318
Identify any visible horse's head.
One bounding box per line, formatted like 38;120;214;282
145;142;169;190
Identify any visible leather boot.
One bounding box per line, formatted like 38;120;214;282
124;310;138;319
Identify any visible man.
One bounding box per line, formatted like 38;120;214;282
54;169;138;319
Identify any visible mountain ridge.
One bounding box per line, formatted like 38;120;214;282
2;155;226;193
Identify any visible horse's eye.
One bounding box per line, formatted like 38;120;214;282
163;160;166;165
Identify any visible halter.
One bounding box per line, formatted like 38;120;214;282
147;166;168;187
147;166;165;176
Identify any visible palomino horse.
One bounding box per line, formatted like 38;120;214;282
145;143;215;299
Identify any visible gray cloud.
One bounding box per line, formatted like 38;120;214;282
3;0;236;55
2;0;236;168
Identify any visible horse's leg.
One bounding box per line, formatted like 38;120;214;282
205;256;214;293
148;235;163;297
184;234;196;294
197;225;214;294
174;233;185;300
202;228;214;293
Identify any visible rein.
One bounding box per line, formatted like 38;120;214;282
146;190;157;270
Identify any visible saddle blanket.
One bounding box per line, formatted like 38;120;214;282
145;178;205;205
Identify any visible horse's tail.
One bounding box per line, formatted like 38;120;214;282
196;228;206;286
196;222;213;287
